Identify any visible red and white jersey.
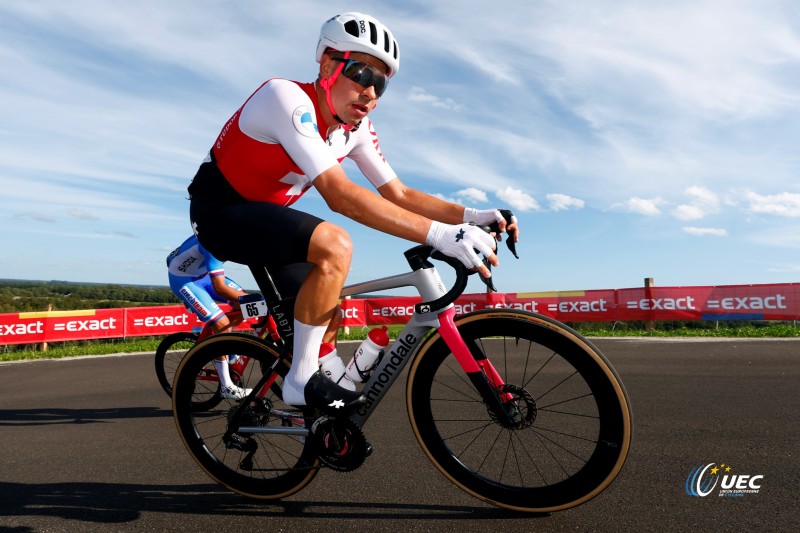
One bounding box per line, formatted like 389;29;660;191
211;78;397;205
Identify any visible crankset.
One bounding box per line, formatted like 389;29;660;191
490;384;537;429
309;416;369;472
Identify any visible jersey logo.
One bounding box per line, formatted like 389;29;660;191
279;172;312;201
292;105;319;138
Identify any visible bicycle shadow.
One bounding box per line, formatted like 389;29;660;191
0;480;546;526
0;406;171;427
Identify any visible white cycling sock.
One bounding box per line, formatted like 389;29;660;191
282;320;327;406
213;358;233;389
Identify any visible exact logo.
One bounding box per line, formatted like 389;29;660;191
685;463;764;498
133;315;189;328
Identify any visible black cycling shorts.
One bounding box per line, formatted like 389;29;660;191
188;156;322;299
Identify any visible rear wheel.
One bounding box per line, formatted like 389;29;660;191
407;310;632;513
172;333;319;499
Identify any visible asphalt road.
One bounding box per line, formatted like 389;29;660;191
1;338;797;532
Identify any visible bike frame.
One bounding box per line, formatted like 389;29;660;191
237;248;512;435
340;266;505;425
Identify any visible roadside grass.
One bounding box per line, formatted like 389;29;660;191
1;322;797;363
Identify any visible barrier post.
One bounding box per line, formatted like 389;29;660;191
644;277;655;331
39;304;52;352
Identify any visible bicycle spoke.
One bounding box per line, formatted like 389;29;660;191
408;312;630;512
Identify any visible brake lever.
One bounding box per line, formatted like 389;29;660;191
486;209;520;259
479;259;497;292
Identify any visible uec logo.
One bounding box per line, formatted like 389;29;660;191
686;463;763;497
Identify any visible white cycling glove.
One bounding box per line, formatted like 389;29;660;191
463;207;504;226
426;221;496;269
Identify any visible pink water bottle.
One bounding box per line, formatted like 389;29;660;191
346;326;390;383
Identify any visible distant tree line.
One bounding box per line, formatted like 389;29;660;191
0;279;180;313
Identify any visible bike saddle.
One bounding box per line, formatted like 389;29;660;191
302;371;367;415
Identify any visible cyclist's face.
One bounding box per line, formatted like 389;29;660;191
326;52;387;125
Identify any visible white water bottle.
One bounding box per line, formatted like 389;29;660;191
318;342;356;391
346;326;390;383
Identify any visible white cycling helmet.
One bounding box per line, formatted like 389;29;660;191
316;12;400;77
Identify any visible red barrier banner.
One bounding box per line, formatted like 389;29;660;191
0;308;125;345
1;283;798;346
124;306;202;336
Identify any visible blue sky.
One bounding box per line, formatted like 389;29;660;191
1;0;799;296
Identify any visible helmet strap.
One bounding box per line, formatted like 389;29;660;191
319;51;358;132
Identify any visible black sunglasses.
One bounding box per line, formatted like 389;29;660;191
331;57;388;97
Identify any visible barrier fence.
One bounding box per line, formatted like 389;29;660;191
1;282;798;346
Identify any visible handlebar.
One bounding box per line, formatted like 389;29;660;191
408;209;519;314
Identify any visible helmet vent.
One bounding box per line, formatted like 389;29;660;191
383;31;390;53
344;19;359;38
369;22;378;45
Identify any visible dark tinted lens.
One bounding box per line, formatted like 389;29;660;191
341;60;387;97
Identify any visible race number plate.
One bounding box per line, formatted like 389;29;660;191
239;294;268;319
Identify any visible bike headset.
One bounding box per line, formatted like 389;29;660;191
315;12;400;131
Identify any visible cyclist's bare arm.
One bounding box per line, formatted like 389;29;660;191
314;165;497;277
378;178;465;224
210;275;246;309
315;165;430;241
379;177;520;242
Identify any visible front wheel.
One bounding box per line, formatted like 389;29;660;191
406;310;632;513
172;333;319;499
154;331;198;397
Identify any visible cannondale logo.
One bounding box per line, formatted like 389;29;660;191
686;463;763;498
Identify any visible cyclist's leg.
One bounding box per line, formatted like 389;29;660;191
206;275;246;330
191;199;361;408
270;263;342;345
282;222;353;405
172;277;239;391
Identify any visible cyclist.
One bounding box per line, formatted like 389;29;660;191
167;234;252;400
187;12;520;410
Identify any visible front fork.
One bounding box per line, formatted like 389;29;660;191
435;308;516;426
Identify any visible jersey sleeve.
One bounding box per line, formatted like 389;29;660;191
239;79;339;182
347;119;398;189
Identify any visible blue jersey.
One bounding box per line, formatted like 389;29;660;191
167;235;224;281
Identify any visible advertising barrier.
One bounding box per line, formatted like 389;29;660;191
1;282;798;346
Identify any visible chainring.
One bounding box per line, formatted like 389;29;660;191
309;416;368;472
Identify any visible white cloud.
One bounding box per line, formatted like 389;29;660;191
408;86;465;112
456;187;489;203
496;187;540;212
618;197;665;216
682;226;728;237
744;191;800;217
547;193;585;211
672;205;705;221
14;211;55;223
673;185;721;220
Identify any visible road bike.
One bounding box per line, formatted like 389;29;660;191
171;233;632;513
155;309;281;410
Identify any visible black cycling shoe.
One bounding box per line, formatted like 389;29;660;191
303;371;366;415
